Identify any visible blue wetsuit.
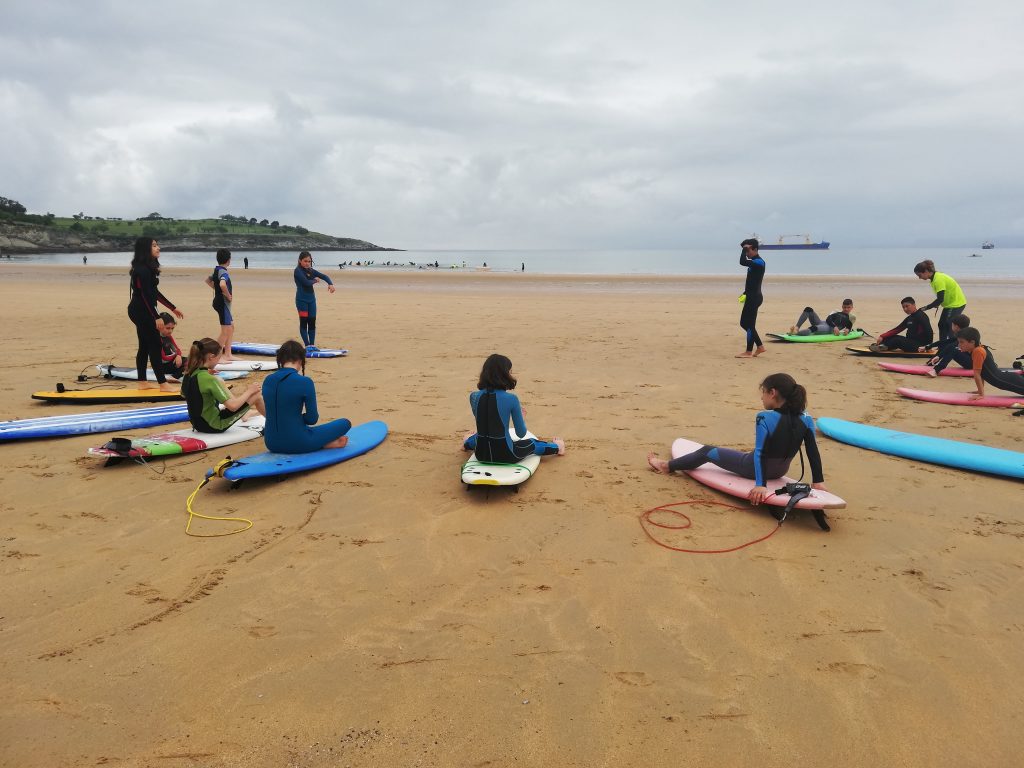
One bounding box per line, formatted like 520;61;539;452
669;410;824;486
293;266;334;347
462;389;559;462
739;251;766;351
211;264;233;325
262;368;351;453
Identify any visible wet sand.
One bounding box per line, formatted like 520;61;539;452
1;263;1022;767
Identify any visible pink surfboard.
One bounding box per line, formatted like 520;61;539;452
897;387;1024;408
878;362;1021;378
670;438;846;510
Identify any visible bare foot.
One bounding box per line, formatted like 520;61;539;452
925;368;937;378
789;326;797;334
158;383;178;393
553;437;566;455
647;452;670;474
137;381;159;390
735;351;753;358
324;435;349;449
752;345;767;357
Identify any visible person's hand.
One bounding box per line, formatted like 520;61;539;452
969;393;982;400
327;284;337;294
748;486;769;505
173;355;182;367
155;318;165;332
172;308;184;320
927;356;938;366
841;328;849;335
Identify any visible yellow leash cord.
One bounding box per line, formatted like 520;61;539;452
184;457;253;537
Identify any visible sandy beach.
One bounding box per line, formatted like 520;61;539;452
1;262;1022;767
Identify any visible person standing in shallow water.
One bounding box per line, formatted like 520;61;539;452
737;238;766;358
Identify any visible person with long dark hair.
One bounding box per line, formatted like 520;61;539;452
914;259;966;341
261;340;351;453
128;238;184;391
180;338;265;433
462;354;565;462
293;251;335;352
647;372;827;506
737;238;766;358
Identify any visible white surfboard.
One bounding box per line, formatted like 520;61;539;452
97;364;248;382
461;429;542;487
214;359;279;372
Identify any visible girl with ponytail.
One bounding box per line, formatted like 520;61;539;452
180;338;266;433
647;372;828;506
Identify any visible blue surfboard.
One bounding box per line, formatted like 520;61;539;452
816;417;1024;480
209;420;387;481
0;404;190;441
231;342;348;358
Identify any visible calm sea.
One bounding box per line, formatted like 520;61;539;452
11;247;1022;279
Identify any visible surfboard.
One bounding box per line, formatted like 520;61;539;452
88;416;265;461
897;387;1024;408
213;359;279;372
767;330;865;343
0;404;190;442
670;438;846;510
816;417;1024;479
32;388;184;405
846;346;933;358
96;364;249;381
877;362;1021;378
461;430;542;488
231;342;348;359
209;420;387;483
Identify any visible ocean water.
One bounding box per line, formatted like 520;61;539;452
11;246;1022;278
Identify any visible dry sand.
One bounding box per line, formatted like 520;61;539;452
1;262;1022;767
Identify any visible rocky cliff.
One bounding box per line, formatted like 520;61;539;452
0;221;394;254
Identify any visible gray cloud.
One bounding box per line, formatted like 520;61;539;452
3;0;1022;247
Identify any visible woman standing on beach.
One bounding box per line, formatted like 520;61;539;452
293;251;335;351
737;238;766;358
647;372;827;506
914;259;966;341
128;237;184;391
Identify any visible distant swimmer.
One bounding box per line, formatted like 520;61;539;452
790;299;855;336
736;238;766;358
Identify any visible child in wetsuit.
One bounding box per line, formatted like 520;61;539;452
956;327;1024;398
791;299;856;336
647;372;829;507
180;338;265;433
157;312;184;379
462;354;565;462
293;251;336;351
204;248;235;362
871;297;933;353
923;313;972;377
261;340;350;453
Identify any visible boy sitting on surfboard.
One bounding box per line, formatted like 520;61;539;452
870;297;933;353
956;327;1024;399
790;299;856;336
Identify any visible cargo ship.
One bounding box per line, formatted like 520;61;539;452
753;234;830;250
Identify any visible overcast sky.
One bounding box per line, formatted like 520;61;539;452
3;1;1022;249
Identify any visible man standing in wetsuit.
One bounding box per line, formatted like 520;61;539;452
737;238;766;358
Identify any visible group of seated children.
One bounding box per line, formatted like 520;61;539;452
180;338;351;454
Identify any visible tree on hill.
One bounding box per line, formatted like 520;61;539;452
1;196;28;215
270;220;279;228
259;218;269;226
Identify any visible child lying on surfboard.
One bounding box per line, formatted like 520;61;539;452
647;373;829;507
956;327;1024;399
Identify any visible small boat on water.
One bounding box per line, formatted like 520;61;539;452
754;234;830;250
981;240;994;249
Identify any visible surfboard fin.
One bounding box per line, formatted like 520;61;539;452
812;510;831;532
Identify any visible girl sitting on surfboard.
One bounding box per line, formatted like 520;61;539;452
647;373;827;505
261;340;351;453
181;339;266;433
463;354;565;461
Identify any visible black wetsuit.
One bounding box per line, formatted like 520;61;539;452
976;346;1024;396
739;251;765;351
127;263;176;384
879;309;932;352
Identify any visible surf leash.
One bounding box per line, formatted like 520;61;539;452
639;498;784;554
184;457;253;537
